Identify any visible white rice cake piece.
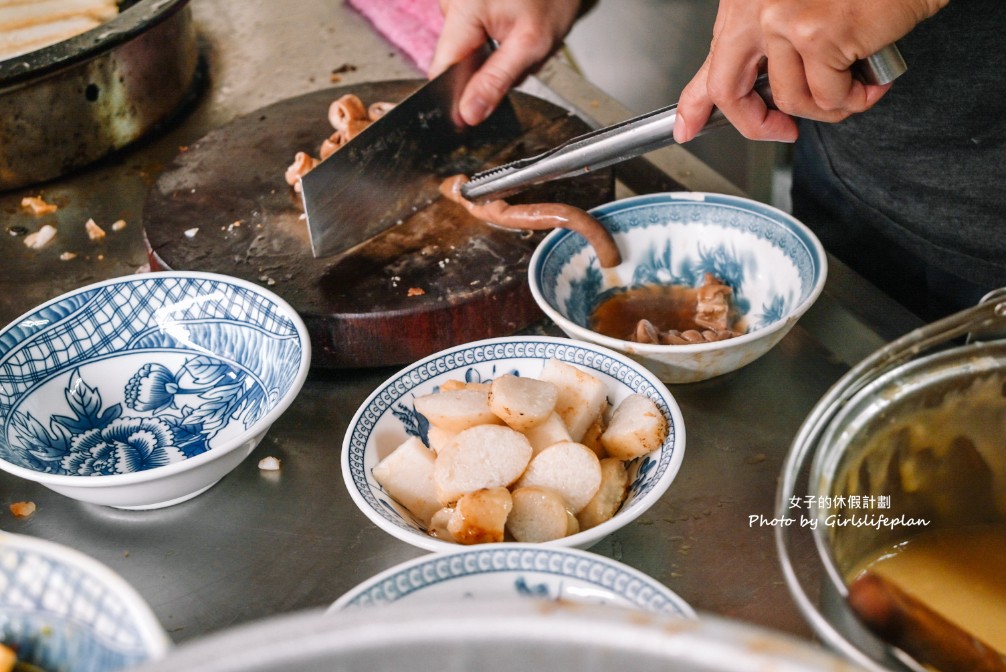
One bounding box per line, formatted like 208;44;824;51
425;425;457;455
579;416;607;459
434;424;532;506
488;374;559;432
515;441;601;513
506;485;579;543
447;487;512;545
576;458;629;530
600;393;667;460
522;411;572;456
414;387;502;433
428;507;455;543
538;359;608;442
371;436;440;525
439;379;491;393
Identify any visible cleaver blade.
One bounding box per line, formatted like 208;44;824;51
301;43;510;258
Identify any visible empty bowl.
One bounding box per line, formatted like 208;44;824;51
0;271;311;509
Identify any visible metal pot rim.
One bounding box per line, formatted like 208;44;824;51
774;292;1006;671
0;0;191;87
808;338;1006;588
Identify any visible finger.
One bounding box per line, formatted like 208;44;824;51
728;87;799;142
767;48;887;123
458;29;546;125
759;36;841;127
804;58;894;118
864;81;893;108
706;55;797;142
428;8;486;78
673;60;716;144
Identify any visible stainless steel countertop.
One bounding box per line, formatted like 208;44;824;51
0;0;924;651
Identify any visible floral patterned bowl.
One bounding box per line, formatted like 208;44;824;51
0;531;171;671
529;192;827;383
0;271;311;509
342;335;685;552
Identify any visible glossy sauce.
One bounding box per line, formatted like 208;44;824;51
591;284;702;339
591;284;745;340
849;525;1006;652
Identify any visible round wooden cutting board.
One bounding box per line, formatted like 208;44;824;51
143;80;613;369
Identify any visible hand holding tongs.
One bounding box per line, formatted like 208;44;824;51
460;45;907;202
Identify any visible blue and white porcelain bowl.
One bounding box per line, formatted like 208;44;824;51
529;192;827;383
342;335;685;552
0;271;311;509
0;531;170;671
330;543;695;618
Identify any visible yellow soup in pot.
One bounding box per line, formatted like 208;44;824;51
848;524;1006;653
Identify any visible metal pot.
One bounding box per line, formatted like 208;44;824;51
776;290;1006;671
129;600;867;672
0;0;199;191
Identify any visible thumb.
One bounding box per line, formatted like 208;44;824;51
457;44;529;126
673;64;715;143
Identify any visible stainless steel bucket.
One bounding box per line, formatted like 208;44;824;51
128;600;868;672
776;290;1006;671
0;0;198;191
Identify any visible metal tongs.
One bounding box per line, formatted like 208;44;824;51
461;45;907;202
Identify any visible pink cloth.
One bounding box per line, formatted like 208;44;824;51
347;0;444;72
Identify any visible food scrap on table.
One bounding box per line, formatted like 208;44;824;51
329;62;357;83
111;219;127;232
20;196;57;216
407;287;425;297
257;456;281;471
9;501;36;518
59;251;77;261
23;224;56;249
439;174;622;268
84;218;106;241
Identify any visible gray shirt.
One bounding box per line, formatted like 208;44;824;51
802;0;1005;288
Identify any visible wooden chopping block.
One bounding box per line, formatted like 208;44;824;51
143;80;615;369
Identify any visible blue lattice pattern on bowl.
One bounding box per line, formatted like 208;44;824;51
0;271;311;508
342;336;686;552
0;532;169;672
530;192;827;383
331;544;696;617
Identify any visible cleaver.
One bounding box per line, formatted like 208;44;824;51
301;42;519;258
